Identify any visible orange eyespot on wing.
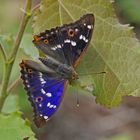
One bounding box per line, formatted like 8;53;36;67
68;29;75;37
27;68;33;74
44;39;49;44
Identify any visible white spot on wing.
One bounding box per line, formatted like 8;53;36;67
51;47;57;51
44;116;48;119
40;78;45;82
27;85;30;88
39;73;46;84
47;102;51;107
50;105;54;108
71;41;76;46
75;28;78;32
79;35;83;40
79;35;88;43
46;92;52;97
41;88;46;94
53;105;56;109
51;45;61;51
87;25;92;29
57;45;61;48
82;36;86;41
64;39;71;43
39;72;42;76
25;80;28;83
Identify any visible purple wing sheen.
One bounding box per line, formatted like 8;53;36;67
20;61;67;127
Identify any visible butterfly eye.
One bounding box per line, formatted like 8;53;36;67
33;35;41;42
68;29;75;37
35;96;43;103
44;39;49;44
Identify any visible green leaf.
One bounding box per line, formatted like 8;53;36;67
0;112;36;140
32;0;140;107
10;48;30;83
2;94;19;114
20;33;39;59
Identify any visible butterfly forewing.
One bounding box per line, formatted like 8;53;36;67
59;14;94;66
33;14;94;67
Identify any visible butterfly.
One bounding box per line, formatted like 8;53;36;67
20;13;95;127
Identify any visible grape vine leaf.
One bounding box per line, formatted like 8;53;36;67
0;112;36;140
32;0;140;107
20;33;39;59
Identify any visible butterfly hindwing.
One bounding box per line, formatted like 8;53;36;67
20;60;68;127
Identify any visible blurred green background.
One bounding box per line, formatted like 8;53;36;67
115;0;140;26
0;0;140;140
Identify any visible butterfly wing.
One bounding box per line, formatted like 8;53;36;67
20;60;68;127
59;14;95;67
33;27;67;64
33;14;95;66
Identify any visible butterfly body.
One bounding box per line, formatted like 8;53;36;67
20;14;95;127
39;57;78;80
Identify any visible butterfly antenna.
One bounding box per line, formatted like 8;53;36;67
79;71;106;76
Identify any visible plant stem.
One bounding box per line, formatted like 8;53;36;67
0;43;7;61
0;0;32;111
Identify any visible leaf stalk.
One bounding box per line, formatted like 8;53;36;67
0;43;7;61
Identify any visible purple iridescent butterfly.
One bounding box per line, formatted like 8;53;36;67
20;14;95;127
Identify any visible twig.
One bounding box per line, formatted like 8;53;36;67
0;0;32;111
0;43;7;61
31;3;40;14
